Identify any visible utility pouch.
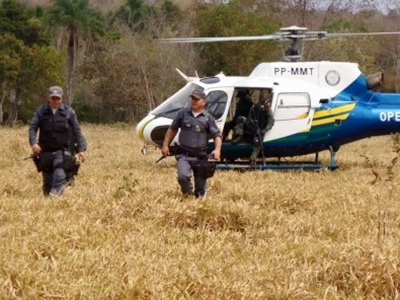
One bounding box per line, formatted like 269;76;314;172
193;160;216;179
32;155;41;173
63;151;75;171
63;150;80;176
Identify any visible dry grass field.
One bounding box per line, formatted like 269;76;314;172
1;124;400;299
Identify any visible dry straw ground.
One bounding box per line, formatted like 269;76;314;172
1;124;400;299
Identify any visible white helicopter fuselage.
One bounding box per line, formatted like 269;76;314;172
136;61;399;161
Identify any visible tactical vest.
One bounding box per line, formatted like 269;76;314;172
38;106;73;152
179;110;211;153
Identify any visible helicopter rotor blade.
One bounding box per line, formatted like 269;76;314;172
160;29;400;44
159;26;400;62
325;31;400;38
159;34;282;43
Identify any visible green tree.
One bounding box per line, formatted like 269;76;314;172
16;45;64;124
113;0;152;31
0;0;58;126
0;33;24;124
74;0;194;122
0;0;49;46
305;19;378;74
194;0;280;76
47;0;105;105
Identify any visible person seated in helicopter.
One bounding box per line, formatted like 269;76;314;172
222;88;253;141
232;89;274;145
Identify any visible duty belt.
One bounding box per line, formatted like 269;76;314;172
178;148;207;159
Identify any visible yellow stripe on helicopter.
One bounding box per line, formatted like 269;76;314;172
296;103;355;121
137;115;155;139
311;113;350;126
298;102;355;132
313;103;356;119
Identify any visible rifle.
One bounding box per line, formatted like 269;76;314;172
257;128;266;166
155;144;179;163
156;156;167;163
23;154;41;172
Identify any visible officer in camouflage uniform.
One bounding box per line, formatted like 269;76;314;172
29;86;86;196
248;98;274;166
161;90;222;199
232;92;274;167
222;89;253;140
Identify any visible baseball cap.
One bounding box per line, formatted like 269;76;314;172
48;86;63;98
190;90;206;100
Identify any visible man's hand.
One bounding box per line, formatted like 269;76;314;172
211;149;221;161
31;144;41;155
78;152;86;163
161;128;176;157
211;136;222;161
161;145;170;157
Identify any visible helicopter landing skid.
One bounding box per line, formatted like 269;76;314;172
217;149;338;171
216;161;338;171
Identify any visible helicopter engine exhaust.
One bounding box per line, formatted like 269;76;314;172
366;72;384;90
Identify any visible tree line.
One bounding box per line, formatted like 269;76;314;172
0;0;399;126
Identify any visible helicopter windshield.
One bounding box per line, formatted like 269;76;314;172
151;83;227;120
152;83;203;119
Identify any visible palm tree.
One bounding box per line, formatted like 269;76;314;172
114;0;151;31
47;0;105;105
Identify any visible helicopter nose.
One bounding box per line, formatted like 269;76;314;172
136;115;155;141
136;115;173;147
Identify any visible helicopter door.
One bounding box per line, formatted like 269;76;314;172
267;92;313;142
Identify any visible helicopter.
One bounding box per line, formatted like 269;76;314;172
135;26;400;170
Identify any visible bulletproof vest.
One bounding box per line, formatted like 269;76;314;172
38;106;72;152
179;111;211;152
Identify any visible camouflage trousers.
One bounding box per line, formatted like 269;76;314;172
232;116;247;139
233;117;263;160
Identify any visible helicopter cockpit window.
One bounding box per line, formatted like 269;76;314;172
205;90;228;120
152;83;203;119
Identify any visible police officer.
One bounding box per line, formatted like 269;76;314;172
29;86;86;196
161;90;222;199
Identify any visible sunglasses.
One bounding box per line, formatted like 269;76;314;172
50;96;62;100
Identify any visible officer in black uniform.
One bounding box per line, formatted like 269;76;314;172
29;86;86;196
161;90;222;199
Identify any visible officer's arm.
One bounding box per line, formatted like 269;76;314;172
69;110;86;162
69;111;85;152
208;116;222;160
212;135;222;161
161;128;177;157
29;109;41;154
